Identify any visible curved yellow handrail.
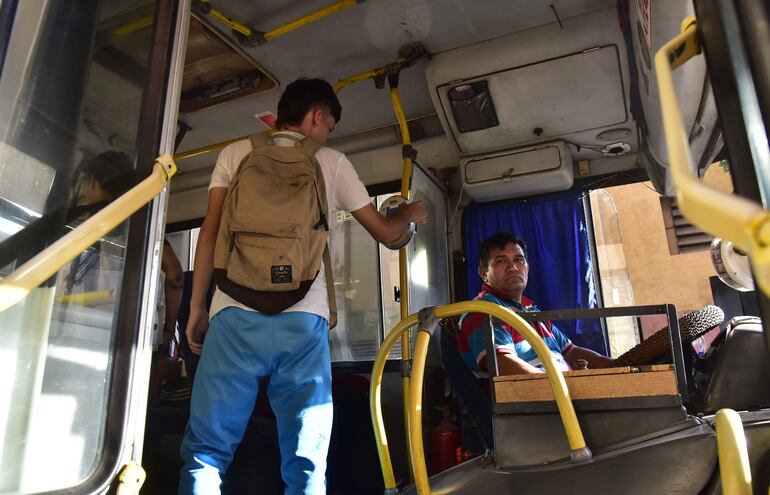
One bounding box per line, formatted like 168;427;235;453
655;17;770;297
715;409;752;495
370;314;419;491
0;155;177;312
370;302;589;494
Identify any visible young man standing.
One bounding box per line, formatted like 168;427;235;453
179;78;427;494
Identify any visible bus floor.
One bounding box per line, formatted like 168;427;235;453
141;372;385;494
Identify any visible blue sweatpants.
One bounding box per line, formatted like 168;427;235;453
179;308;332;494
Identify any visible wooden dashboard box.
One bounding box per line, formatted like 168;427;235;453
493;365;678;404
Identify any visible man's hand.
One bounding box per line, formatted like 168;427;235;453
186;306;210;355
351;202;429;244
589;355;614;369
398;201;428;224
564;345;613;369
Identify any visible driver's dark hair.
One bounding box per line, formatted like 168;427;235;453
276;78;342;128
478;232;528;268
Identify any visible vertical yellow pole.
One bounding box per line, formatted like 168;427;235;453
390;84;416;481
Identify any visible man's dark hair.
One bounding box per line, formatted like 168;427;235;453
76;150;134;199
276;78;342;128
478;232;528;268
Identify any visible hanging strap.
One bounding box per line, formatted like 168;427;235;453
323;245;337;329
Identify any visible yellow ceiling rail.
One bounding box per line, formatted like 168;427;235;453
715;409;753;495
370;302;589;494
174;135;248;161
333;68;386;94
205;4;254;38
195;0;363;46
0;155;177;313
264;0;361;41
655;17;770;297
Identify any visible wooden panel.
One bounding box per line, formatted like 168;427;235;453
494;368;677;404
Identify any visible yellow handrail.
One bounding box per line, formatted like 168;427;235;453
110;15;154;36
655;17;770;298
198;0;361;44
333;68;386;94
409;329;432;494
715;409;753;495
174;135;248;161
57;289;115;306
116;461;146;495
370;314;419;491
0;155;177;313
203;3;254;38
391;86;417;480
264;0;360;41
370;302;589;495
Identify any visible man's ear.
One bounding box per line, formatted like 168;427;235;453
477;266;487;283
311;107;323;127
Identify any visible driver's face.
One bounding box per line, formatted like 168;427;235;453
479;243;529;298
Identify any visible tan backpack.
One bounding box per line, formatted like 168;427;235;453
213;131;336;326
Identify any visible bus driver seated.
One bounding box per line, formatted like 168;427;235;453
458;232;613;377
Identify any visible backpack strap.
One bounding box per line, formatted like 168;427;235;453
249;130;273;150
323;246;337;329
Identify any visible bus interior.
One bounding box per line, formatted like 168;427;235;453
1;0;769;494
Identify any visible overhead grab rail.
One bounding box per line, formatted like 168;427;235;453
0;155;177;313
193;0;364;46
655;17;770;298
370;301;590;495
715;409;753;495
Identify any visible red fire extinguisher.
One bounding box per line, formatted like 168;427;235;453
430;405;462;473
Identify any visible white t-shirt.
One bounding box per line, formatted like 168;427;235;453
207;131;371;321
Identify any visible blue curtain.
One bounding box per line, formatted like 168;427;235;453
462;189;606;354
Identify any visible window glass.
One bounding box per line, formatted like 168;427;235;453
328;205;383;362
590;171;733;356
0;1;158;492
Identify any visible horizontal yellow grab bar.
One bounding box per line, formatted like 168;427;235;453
0;155;176;312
